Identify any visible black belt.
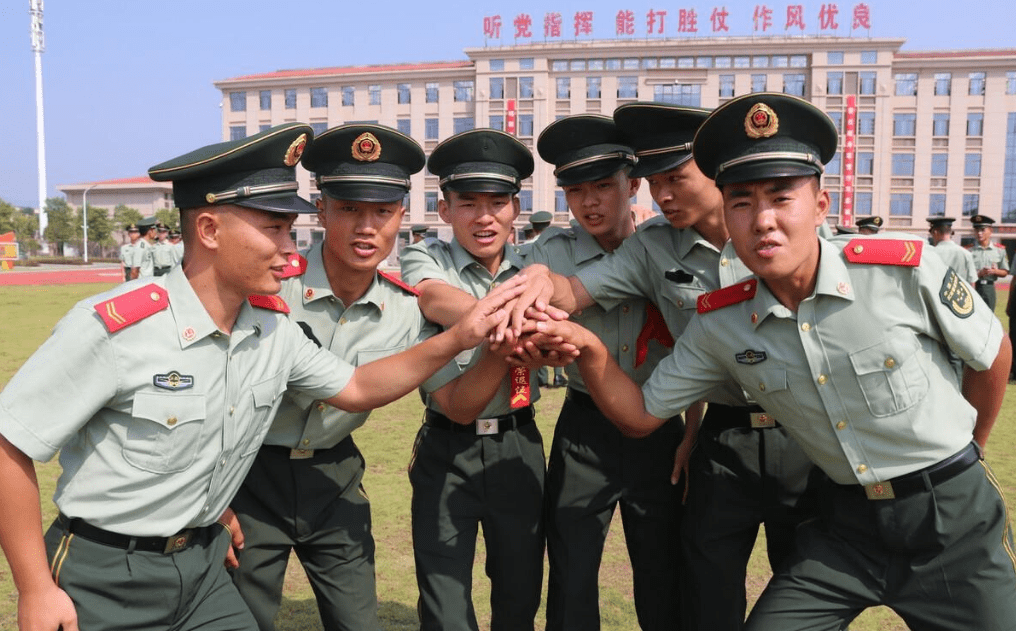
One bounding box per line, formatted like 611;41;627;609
425;405;534;435
565;388;597;410
702;403;780;431
58;514;220;554
841;442;981;501
976;279;995;285
260;435;350;460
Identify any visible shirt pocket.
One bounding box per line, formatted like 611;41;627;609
125;392;206;473
240;371;287;457
355;345;407;367
849;332;929;417
738;366;794;408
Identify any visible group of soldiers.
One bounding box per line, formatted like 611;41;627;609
0;91;1013;631
118;218;184;280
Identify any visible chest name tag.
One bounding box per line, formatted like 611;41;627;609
153;371;194;391
735;350;767;365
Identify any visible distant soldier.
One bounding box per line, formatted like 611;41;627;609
928;216;976;284
855;215;882;234
119;223;140;281
968;214;1010;310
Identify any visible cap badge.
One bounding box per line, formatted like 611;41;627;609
352;132;382;162
745;103;779;139
283;133;309;167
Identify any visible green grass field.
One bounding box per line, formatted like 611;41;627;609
1;283;1013;630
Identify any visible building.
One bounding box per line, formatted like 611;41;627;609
58;176;174;217
214;36;1016;256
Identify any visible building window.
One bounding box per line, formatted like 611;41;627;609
715;56;732;68
425;82;439;103
751;74;767;93
963;193;979;216
1004;113;1016;222
341;86;354;106
719;74;735;98
1008;71;1016;95
753;55;769;68
519;77;534;99
928;193;946;216
453;117;474;134
490;77;504;100
967;113;984;136
259;124;272;133
783;73;806;97
858;111;876;135
425;118;439;140
931;154;949;176
969;72;986;96
588;59;604;70
556;77;570;99
772;55;789;68
789;55;807;67
606;58;622;70
369;84;381;105
892;153;915;176
859;72;877;95
653;84;701;107
517;190;533;212
518;114;534;137
570;59;586;71
642;58;659;70
893;114;917;136
586;77;601;99
857;152;874;175
396;119;411;135
696;56;712;68
933;113;950;136
229;91;246;112
519;57;534;70
827;111;842;133
555;190;567;213
827;151;841;175
894;73;917;96
230;126;246;140
890;193;913;216
259;90;271;110
828;51;844;64
827;72;843;95
425;192;438;212
309;87;326;108
855;192;873;215
618;77;638;99
397;83;411;104
454;80;474;102
860;51;877;64
310;122;327;135
734;56;750;68
621;58;637;70
965;153;981;177
828;192;840;216
489;115;504;131
284;89;296;109
934;73;951;96
489;59;504;71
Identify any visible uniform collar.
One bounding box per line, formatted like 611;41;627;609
675;226;721;260
572;225;608;264
449;238;522;277
300;244;336;305
165;266;226;348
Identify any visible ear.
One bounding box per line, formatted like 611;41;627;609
511;196;521;220
437;197;451;224
815;188;831;227
194;210;220;251
628;176;641;197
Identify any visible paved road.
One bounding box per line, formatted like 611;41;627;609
0;264;124;287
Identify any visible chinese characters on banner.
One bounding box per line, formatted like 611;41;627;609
482;3;872;40
841;95;857;226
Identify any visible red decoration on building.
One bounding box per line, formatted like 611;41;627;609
483;15;502;39
616;9;635;35
753;5;774;31
514;13;532;38
786;4;806;30
574;11;594;36
842;95;857;226
710;6;730;31
819;3;840;30
678;8;699;32
544;12;562;37
647;9;667;34
506;99;517;135
852;3;871;29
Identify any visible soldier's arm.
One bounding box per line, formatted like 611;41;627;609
503;264;596;340
429;343;512;423
415;278;479;328
962;334;1012;450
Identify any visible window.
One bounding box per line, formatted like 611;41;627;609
1005;113;1016;222
259;124;272;133
857;152;874;175
554;191;568;213
397;83;411;104
642;58;658;70
858;111;876;135
696;56;712;68
489;59;504;71
734;56;750;68
965;153;981;177
489;115;504;131
586;77;601;99
341;86;354;106
827;72;843;95
751;74;767;93
453;117;474;134
783;73;806;97
618;77;638;99
259;90;271;110
653;84;701;107
588;59;604;70
890;193;913;216
933;113;950;136
425;192;438;212
551;60;568;72
519;77;534;99
934;73;951;96
425;118;439;140
556;77;570;99
860;51;877;64
230;126;246;140
859;72;877;95
893;113;916;136
789;55;807;67
828;51;844;64
284;89;296;109
932;154;949;176
828;192;840;216
772;55;789;68
827;151;841;175
752;55;769;68
894;73;917;96
396;119;411;135
855;192;873;215
827;111;842;133
892;153;915;176
963;193;979;216
715;56;732;68
490;77;504;100
519;58;534;70
606;58;622;70
310;122;327;135
369;84;381;105
967;113;984;136
229;91;246;112
719;75;735;98
518;190;533;212
454;80;474;102
518;114;534;137
570;59;586;71
425;82;439;103
1008;71;1016;95
308;87;326;108
929;194;947;216
969;72;986;96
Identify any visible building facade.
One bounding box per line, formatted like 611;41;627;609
59;177;175;217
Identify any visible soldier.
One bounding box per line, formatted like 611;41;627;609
928;216;977;284
855;215;882;234
152;223;175;276
119;223;140;281
968;214;1010;310
169;228;185;265
411;224;429;243
535;93;1015;631
533;114;684;631
0;123;522;631
132;217;157;278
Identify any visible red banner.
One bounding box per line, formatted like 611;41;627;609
506;99;516;135
841;94;856;226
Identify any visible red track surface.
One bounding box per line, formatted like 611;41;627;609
0;265;124;286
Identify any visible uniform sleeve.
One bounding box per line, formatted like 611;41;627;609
282;317;356;399
573;234;654;311
400;242;450;286
641;315;731;419
0;306;119;462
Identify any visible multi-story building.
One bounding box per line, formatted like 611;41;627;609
58;176;174;217
215;36;1016;256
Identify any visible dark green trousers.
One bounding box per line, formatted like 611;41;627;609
545;392;684;631
746;451;1016;631
409;418;546;631
45;518;254;631
230;437;381;631
975;281;996;311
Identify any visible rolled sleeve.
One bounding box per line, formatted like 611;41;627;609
574;235;653;312
641;316;727;420
400;242;450;287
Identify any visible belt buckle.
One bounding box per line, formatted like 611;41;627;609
750;412;776;429
290;448;315;459
863;481;896;500
476;418;499;435
163;530;192;554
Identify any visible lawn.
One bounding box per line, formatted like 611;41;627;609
1;283;1013;630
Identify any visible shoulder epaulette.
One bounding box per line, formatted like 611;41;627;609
279;253;307;278
995;242;1006;249
94;284;169;333
636;215;670;233
248;294;290;313
697;279;757;314
378;270;420;296
843;238;922;267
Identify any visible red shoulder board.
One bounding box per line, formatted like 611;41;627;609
843;239;922;267
378;270;420;296
279;253;307;279
94;284;169;333
697;279;757;314
995;243;1006;249
248;294;290;314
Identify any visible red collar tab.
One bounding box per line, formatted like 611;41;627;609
248;294;291;313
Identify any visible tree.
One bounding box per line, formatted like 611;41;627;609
112;204;143;234
154;207;180;230
43;197;77;249
77;205;116;248
0;198;18;234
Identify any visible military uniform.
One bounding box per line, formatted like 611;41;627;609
153;226;176;276
928;217;977;284
119;225;138;281
855;215;883;234
968;215;1010;311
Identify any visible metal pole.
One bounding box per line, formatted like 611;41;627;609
30;0;49;254
82;183;97;263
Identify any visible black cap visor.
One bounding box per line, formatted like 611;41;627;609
235;192;318;214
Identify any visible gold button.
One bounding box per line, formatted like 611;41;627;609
166;416;178;426
340;318;347;325
884;357;896;369
303;439;310;446
150;292;160;301
317;403;326;411
229;406;235;415
677;300;684;307
720;258;729;266
758;383;766;392
836;420;846;430
743;283;752;292
853;245;864;254
801;322;811;332
817;374;828;385
857;464;868;474
621;344;629;352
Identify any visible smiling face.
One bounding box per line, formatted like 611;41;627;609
209;205;298;297
438;190;520;273
644;159;724;230
317;196;405;275
563;169;638;249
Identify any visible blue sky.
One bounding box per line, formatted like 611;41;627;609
0;0;1012;208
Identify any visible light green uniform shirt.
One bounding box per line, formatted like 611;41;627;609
152;240;176;268
0;266;353;536
130;239;155;277
935;240;977;284
643;236;1004;485
119;243;133;268
265;243;460;449
526;225;667;391
400;237;540;417
969;242;1010;278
